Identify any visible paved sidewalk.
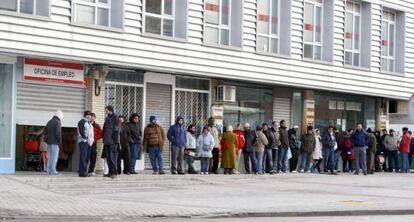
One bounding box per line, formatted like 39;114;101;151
1;172;414;220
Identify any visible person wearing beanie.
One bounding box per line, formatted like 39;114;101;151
167;116;187;175
366;128;377;174
143;115;166;175
300;126;315;173
102;105;119;179
77;110;94;177
43;110;63;176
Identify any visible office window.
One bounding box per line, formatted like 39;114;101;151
303;0;323;60
381;10;396;73
344;1;361;67
73;0;124;28
144;0;188;38
0;0;49;17
204;0;242;47
257;0;279;53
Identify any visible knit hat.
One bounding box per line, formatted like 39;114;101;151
367;128;372;133
307;125;313;131
149;115;156;122
55;110;64;120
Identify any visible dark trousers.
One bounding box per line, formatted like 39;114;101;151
185;149;196;173
367;151;376;173
105;144;118;176
88;144;97;173
387;150;399;172
117;144;131;174
210;147;219;173
263;148;273;173
271;149;279;172
289;148;298;172
343;154;354;172
78;142;90;177
278;147;288;172
243;150;257;174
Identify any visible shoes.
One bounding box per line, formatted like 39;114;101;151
103;174;110;177
363;171;368;175
130;171;138;175
188;171;198;174
178;172;186;175
159;171;166;175
88;172;95;177
171;171;177;175
125;172;131;175
152;171;159;175
330;172;338;175
110;174;117;179
269;171;274;175
354;172;359;175
300;169;304;173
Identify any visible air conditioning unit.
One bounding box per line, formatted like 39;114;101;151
216;85;236;102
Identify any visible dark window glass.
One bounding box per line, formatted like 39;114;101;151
175;77;210;90
106;70;144;84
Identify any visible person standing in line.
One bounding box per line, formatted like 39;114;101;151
143;116;166;175
366;128;377;175
196;127;215;175
262;123;276;174
127;113;142;174
351;123;370;175
333;127;341;173
233;123;245;174
167;116;187;175
243;123;258;174
383;129;399;172
77;111;94;177
322;125;338;175
220;126;238;175
44;110;63;176
311;129;323;173
340;130;354;173
185;124;198;174
288;126;300;172
117;115;131;175
410;132;414;171
208;117;220;174
278;120;289;173
380;129;389;171
300;126;315;173
102;105;119;179
399;128;411;173
88;113;102;176
270;121;280;173
255;125;268;175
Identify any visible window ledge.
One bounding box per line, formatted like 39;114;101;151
0;9;51;21
71;22;124;33
202;42;243;52
343;64;371;72
302;58;334;66
141;32;188;43
255;51;291;60
380;70;405;76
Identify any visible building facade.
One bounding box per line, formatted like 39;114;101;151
0;0;413;174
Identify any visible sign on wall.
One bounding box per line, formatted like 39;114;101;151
23;58;85;86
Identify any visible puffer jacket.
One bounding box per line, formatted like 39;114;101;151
167;116;187;147
44;116;62;145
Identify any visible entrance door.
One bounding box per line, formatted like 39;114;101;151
145;83;172;169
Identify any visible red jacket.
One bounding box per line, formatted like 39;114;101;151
93;122;103;145
399;132;411;153
233;129;245;150
340;137;354;160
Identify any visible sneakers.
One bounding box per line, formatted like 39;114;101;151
110;174;117;179
200;172;209;175
300;169;304;173
88;172;95;177
152;171;159;175
171;171;177;175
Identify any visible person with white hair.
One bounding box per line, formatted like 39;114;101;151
220;125;238;175
243;123;258;174
43;110;63;176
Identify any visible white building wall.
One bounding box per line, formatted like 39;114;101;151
0;0;413;100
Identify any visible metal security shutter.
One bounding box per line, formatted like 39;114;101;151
105;84;143;119
175;91;209;134
145;83;172;170
273;97;291;127
16;82;86;127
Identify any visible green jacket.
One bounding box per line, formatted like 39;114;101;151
368;133;377;153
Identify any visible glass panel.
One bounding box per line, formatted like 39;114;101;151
164;0;173;15
0;64;13;158
354;3;360;13
163;19;173;36
99;0;109;3
346;1;353;11
146;0;162;14
304;44;313;59
381;21;388;56
204;26;219;44
257;0;270;34
97;7;109;26
106;70;145;84
315;6;322;43
221;0;230;25
345;51;352;65
270;38;278;53
176;77;210;90
220;29;230;45
388;59;394;72
389;24;394;57
315;45;322;60
80;0;94;2
145;16;161;34
205;0;219;25
271;0;278;35
381;58;387;71
75;4;95;24
354;15;360;50
389;12;395;21
304;2;314;42
20;0;34;14
0;0;17;11
257;35;269;52
36;0;49;16
345;12;353;50
383;11;389;20
353;53;360;66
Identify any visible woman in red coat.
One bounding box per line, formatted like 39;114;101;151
340;130;354;173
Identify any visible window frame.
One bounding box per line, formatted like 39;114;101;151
143;0;176;37
303;0;324;60
0;0;50;17
256;0;281;54
203;0;232;46
344;1;362;67
72;0;112;27
381;9;396;73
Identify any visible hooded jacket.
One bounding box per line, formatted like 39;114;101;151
127;120;142;144
351;130;370;147
167;116;187;147
44;116;62;145
196;132;215;158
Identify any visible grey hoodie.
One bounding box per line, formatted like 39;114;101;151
384;134;398;151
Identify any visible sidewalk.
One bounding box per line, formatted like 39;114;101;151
1;172;414;220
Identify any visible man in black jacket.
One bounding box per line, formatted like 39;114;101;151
243;123;257;174
270;121;280;173
44;110;63;176
262;123;275;174
288;126;299;172
103;105;119;179
127;113;142;174
278;120;289;173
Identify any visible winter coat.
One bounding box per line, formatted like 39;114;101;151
92;122;102;146
103;114;119;145
233;129;246;150
351;130;370;147
313;135;323;160
196;133;215;158
279;127;289;149
127;122;142;144
411;138;414;154
255;130;269;152
208;126;220;148
399;132;411;153
263;129;276;150
77;118;94;146
220;131;238;169
301;133;316;153
243;129;257;152
186;131;196;149
119;124;131;148
270;127;280;149
288;129;299;150
143;123;166;152
368;133;377;154
44;116;62;146
340;137;354;160
167;117;187;147
384;135;398;151
322;133;337;150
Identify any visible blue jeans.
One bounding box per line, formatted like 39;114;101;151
400;152;409;172
148;145;163;172
324;148;335;172
200;157;210;173
334;150;340;171
263;149;273;173
278;147;288;172
130;143;141;173
47;144;59;175
300;151;311;171
354;146;367;173
256;150;264;174
78;142;91;177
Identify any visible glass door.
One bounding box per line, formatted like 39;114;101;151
0;64;14;174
